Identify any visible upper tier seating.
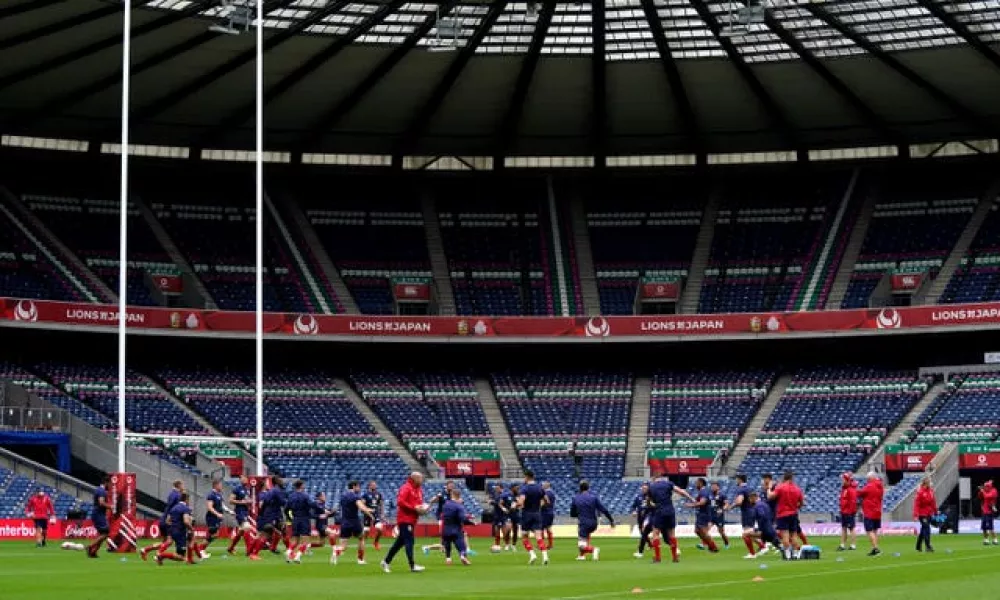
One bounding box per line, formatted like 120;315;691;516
349;371;493;454
493;372;632;478
22;195;167;306
908;373;1000;444
306;195;430;315
586;192;702;315
0;201;82;302
439;195;553;316
647;369;776;452
941;200;1000;303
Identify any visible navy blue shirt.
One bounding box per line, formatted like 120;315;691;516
571;491;614;526
362;490;383;519
206;490;224;526
542;489;556;516
313;498;330;530
161;488;181;523
764;482;778;515
753;499;774;531
649;479;676;515
734;483;753;520
340;490;362;524
231;484;249;520
441;499;471;537
260;486;287;523
168;501;192;537
287;490;315;522
92;486;108;524
436;489;452;519
696;488;712;520
521;482;545;513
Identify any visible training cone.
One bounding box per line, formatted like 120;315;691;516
631;588;644;594
752;576;765;582
759;563;768;569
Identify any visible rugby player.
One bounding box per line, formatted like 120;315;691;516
570;480;614;562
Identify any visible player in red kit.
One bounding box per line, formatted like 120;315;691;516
837;473;858;551
381;472;428;573
978;480;998;545
858;471;884;556
768;470;804;561
26;489;54;548
913;477;936;552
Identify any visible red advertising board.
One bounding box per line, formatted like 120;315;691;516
4;297;1000;340
444;459;501;477
393;283;431;301
891;273;924;292
959;452;1000;469
885;452;936;472
640;282;680;300
648;457;713;476
153;275;183;294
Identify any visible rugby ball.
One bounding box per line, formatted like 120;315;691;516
490;545;502;554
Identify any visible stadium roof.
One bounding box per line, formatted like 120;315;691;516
2;0;1000;160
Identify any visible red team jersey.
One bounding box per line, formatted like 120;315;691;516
395;479;424;526
913;487;936;519
26;494;53;519
980;486;998;515
839;484;858;515
859;479;884;520
773;482;803;518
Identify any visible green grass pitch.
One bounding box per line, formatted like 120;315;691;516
2;536;998;600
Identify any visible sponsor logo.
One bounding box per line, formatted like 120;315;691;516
876;308;901;329
63;309;148;325
456;462;472;474
585;317;610;338
169;312;181;328
14;300;38;322
656;285;665;294
749;316;762;333
639;319;724;332
980;455;987;465
403;286;417;297
930;307;1000;322
473;320;488;336
185;313;199;329
0;523;35;537
906;455;923;466
64;523;99;538
348;320;432;333
293;315;319;335
902;275;916;287
766;316;781;332
457;320;469;336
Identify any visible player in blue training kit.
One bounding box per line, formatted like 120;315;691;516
729;474;766;558
362;481;385;550
249;477;288;559
330;481;375;565
518;470;550;565
227;475;252;555
749;491;779;559
570;480;615;562
541;481;556;550
632;483;654;558
499;486;516;550
687;478;720;553
705;481;730;549
200;479;227;559
285;480;317;563
141;479;184;559
156;492;195;565
423;480;457;555
509;484;522;548
440;489;475;566
648;475;694;563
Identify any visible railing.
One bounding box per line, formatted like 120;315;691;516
0;405;72;432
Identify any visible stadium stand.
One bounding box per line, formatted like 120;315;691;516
906;372;1000;445
0;467;92;519
941;200;1000;304
0;200;84;302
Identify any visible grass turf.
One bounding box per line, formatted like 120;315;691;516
1;536;997;600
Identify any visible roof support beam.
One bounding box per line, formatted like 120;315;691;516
198;0;408;147
0;0;215;91
804;3;999;139
0;1;132;52
688;0;799;150
395;0;509;158
123;0;350;129
295;0;461;152
761;11;905;146
494;1;555;164
640;0;701;158
915;0;1000;75
591;0;607;168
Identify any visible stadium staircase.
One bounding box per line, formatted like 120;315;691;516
474;377;522;475
796;169;859;311
567;198;600;316
890;441;959;521
276;192;358;314
263;192;333;314
921;181;1000;305
333;377;426;475
421;195;456;315
0;187;108;303
133;195;218;309
826;182;877;309
722;373;792;472
546;177;572;316
679;187;721;314
860;380;948;473
624;376;651;477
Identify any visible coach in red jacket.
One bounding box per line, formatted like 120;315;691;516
26;489;54;548
381;472;428;573
913;478;936;553
858;472;884;557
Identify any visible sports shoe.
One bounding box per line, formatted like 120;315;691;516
140;548;150;562
410;564;425;572
542;551;549;565
836;546;845;552
460;556;471;566
743;553;757;559
357;559;367;565
633;552;643;559
528;551;538;565
575;555;587;561
696;543;705;551
592;548;600;562
155;555;163;566
868;548;882;557
380;561;390;573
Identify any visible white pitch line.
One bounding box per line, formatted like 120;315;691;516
553;551;997;600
